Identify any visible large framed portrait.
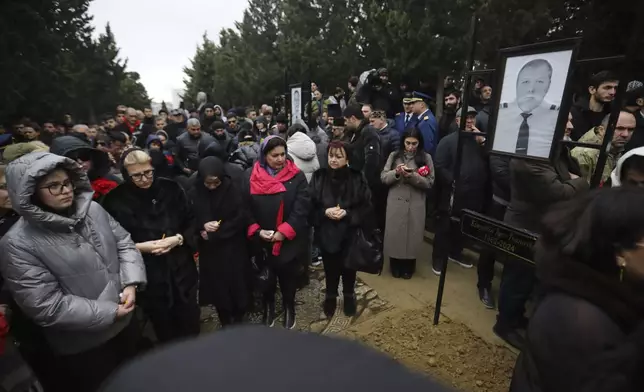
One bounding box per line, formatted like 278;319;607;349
487;39;580;161
290;84;302;125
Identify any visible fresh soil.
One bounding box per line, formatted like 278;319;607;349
343;308;517;392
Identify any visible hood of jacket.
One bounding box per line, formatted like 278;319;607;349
200;141;228;160
6;152;94;230
287;132;317;162
610;146;644;187
146;134;162;149
50;135;111;179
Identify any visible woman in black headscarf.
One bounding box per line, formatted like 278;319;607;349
188;157;249;326
308;141;374;318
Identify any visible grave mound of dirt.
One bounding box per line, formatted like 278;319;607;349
345;309;516;392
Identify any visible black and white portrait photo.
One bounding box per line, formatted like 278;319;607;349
491;49;574;159
291;86;302;123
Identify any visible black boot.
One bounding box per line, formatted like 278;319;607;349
262;301;275;327
343;294;357;317
323;296;337;319
284;304;296;330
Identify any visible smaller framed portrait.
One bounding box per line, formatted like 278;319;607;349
290;84;302;125
487;39;580;161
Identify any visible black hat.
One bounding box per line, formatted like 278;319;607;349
327;103;342;119
211;121;225;131
332;117;345;127
342;104;364;120
101;326;451;392
275;114;288;124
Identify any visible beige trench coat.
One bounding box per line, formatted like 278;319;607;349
381;152;435;259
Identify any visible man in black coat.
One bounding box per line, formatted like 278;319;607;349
209;121;238;155
432;107;489;276
175;118;216;176
438;90;460;142
625;86;644;152
570;70;618;141
343;104;382;192
113;107;156;149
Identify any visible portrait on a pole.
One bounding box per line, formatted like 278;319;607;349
489;41;578;161
290;85;302;124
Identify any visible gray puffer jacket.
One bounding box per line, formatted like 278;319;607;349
0;152;146;355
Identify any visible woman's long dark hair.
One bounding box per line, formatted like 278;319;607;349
390;127;427;169
538;187;644;276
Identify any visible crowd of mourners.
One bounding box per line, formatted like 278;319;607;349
0;67;644;392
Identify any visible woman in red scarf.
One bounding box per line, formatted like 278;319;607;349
245;135;310;329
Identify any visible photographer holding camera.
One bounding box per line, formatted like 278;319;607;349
356;68;400;119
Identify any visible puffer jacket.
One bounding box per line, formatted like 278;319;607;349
0;152;146;355
230;142;261;171
287;132;320;182
176;132;216;172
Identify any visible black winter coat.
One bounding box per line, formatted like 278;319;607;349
347;120;382;191
308;167;373;255
434;131;489;211
102;178;198;309
510;244;644;392
243;165;311;266
489;155;511;205
505;149;588;233
570;96;610;141
176;132;216;172
187;178;248;310
230;143;260;171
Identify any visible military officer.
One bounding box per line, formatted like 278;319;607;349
493;59;560;159
410;91;438;155
394;92;418;134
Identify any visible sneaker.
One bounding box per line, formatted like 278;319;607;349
478;287;496;309
449;257;473;269
432;259;443;276
493;323;525;350
311;256;322;267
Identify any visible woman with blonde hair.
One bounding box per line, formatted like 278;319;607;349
103;148;200;343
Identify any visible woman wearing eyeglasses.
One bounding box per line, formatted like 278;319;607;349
381;128;434;279
0;152;146;392
102;148;200;343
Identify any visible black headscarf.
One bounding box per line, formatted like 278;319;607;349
193;157;230;227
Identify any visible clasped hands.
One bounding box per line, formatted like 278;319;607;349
138;235;182;255
200;221;221;240
259;229;285;242
325;206;347;221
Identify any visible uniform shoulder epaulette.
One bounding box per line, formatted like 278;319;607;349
395;113;401;116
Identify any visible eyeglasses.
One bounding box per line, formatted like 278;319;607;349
130;169;154;182
40;179;75;196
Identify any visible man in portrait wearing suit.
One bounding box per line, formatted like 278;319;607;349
494;59;560;158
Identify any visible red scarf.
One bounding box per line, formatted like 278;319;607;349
91;178;119;199
124;120;141;135
249;160;300;255
0;313;8;355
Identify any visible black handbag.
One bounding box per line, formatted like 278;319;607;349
250;250;274;294
344;228;383;275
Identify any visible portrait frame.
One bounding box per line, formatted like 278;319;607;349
289;84;303;126
486;38;581;162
